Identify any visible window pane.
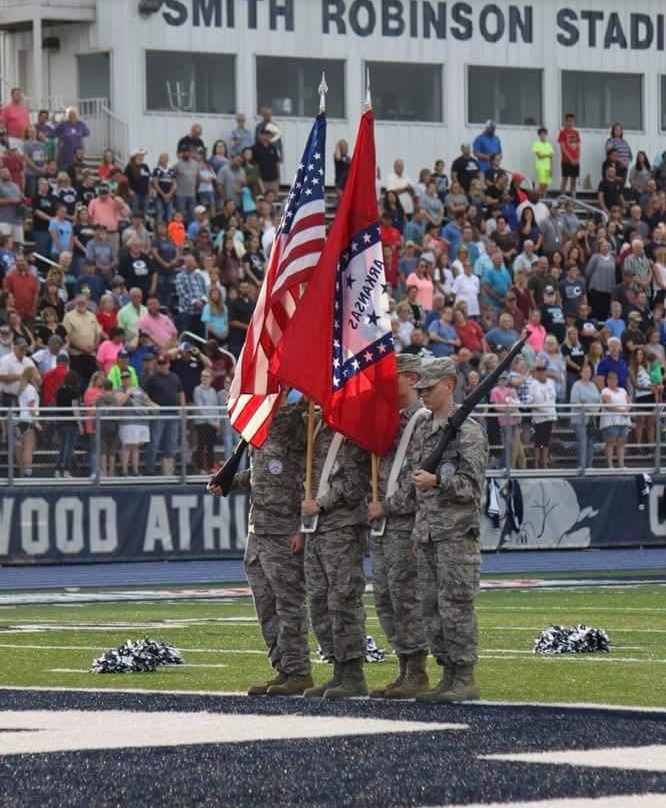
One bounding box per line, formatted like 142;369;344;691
468;66;542;127
256;57;345;119
146;51;236;115
366;62;442;122
562;71;642;130
661;76;666;131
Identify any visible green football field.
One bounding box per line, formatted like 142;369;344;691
2;582;665;707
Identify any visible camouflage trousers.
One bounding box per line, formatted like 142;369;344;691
368;528;427;656
243;531;311;677
305;527;366;664
416;533;481;666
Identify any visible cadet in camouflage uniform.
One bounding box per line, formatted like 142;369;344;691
409;357;488;701
367;353;430;699
301;416;369;699
210;397;312;696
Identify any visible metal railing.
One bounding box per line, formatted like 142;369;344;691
0;402;664;486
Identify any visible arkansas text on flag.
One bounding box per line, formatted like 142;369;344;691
227;113;326;446
270;110;398;456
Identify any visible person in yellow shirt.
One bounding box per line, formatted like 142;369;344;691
532;127;553;197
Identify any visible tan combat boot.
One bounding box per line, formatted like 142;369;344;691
324;658;368;699
267;674;315;696
416;664;454;701
385;651;430;699
303;662;343;697
369;654;407;698
247;670;287;696
436;664;480;702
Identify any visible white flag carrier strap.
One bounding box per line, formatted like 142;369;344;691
370;407;428;538
301;431;344;534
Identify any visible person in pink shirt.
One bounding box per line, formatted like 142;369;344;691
405;258;434;311
490;370;523;469
525;308;546;353
88;183;129;248
135;295;178;350
95;327;126;373
1;88;30;140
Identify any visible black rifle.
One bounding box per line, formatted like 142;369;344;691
421;333;530;473
208;438;248;496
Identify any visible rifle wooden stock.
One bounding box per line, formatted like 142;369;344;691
209;438;248;496
420;334;530;474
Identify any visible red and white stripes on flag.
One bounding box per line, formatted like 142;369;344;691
227;113;327;447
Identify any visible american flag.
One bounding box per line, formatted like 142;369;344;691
227;113;327;446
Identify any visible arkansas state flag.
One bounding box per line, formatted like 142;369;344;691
270;109;398;456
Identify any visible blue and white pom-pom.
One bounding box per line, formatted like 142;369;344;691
534;624;610;655
91;638;184;673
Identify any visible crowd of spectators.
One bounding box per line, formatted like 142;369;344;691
1;87;666;476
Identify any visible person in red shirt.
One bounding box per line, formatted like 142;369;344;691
558;113;581;197
454;307;486;355
0;89;30;140
42;353;70;407
380;212;401;288
2;255;39;320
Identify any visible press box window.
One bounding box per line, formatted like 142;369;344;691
365;62;442;123
256;57;345;119
660;76;666;131
562;71;643;130
145;51;236;114
468;66;542;127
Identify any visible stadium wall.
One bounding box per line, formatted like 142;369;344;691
1;477;665;564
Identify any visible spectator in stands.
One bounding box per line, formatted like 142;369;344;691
0;335;33;411
561;326;585;398
107;348;137;390
538;334;567;402
473;121;501;175
596;337;628;390
598;166;625;216
55;107;90;169
88;184;127;250
226;279;255;357
177;123;205;159
557;113;581;197
32;334;65;375
54;370;83;478
35;302;66;344
151;220;180;305
629;151;651;200
485;313;519;354
490;370;522;470
230;113;252;157
192;368;220;474
0;165;24;244
173;147;198;224
531;127;553;197
585;238;616;320
82;370;106;475
454;306;485;354
502;291;526;332
95;379;120;478
63;293;102;382
428;305;459;358
98;148;121;180
450;143;479;193
540;201;565;257
135;295;177;350
253;129;280;196
480;250;511;313
125;149;152;218
201;286;228;344
143;353;184;476
623;239;652;296
452;260;480;318
539;285;566;343
174;254;207;336
6;308;34;351
2;255;38;321
117;370;156;477
150;152;177;225
386;159;415;216
15;365;41;477
217;153;246;207
96;326;126;374
118;236;156;301
622;311;646;359
405;259;433;312
1;87;29;139
531;359;557;469
117;287;147;348
570;361;600;468
75;260;106;304
628;346;656;445
41;352;69;407
605;124;632;186
170;341;211;405
600;369;631;468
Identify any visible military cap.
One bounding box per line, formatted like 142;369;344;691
396;353;422;375
413;357;457;388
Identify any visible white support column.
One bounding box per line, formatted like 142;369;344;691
32;16;43;109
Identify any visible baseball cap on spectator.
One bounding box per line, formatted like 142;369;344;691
143;351;156;361
111;275;125;287
56;352;69;363
486;119;496;129
130;147;147;158
118;349;130;359
484;168;499;183
157;354;169;364
535;361;548;370
120;370;131;379
512;172;525;183
0;324;11;337
194;205;207;215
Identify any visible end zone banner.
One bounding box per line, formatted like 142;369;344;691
0;486;249;564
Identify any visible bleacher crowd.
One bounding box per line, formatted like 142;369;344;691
0;88;665;477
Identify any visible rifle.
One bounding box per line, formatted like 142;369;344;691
208;438;248;496
420;333;530;473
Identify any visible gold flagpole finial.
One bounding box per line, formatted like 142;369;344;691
318;71;328;113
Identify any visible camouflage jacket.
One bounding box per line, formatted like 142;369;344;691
232;404;306;536
312;422;369;533
380;400;428;533
407;407;488;543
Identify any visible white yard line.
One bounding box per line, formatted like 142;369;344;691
50;664;229;673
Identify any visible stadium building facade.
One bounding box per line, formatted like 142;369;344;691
1;0;666;183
